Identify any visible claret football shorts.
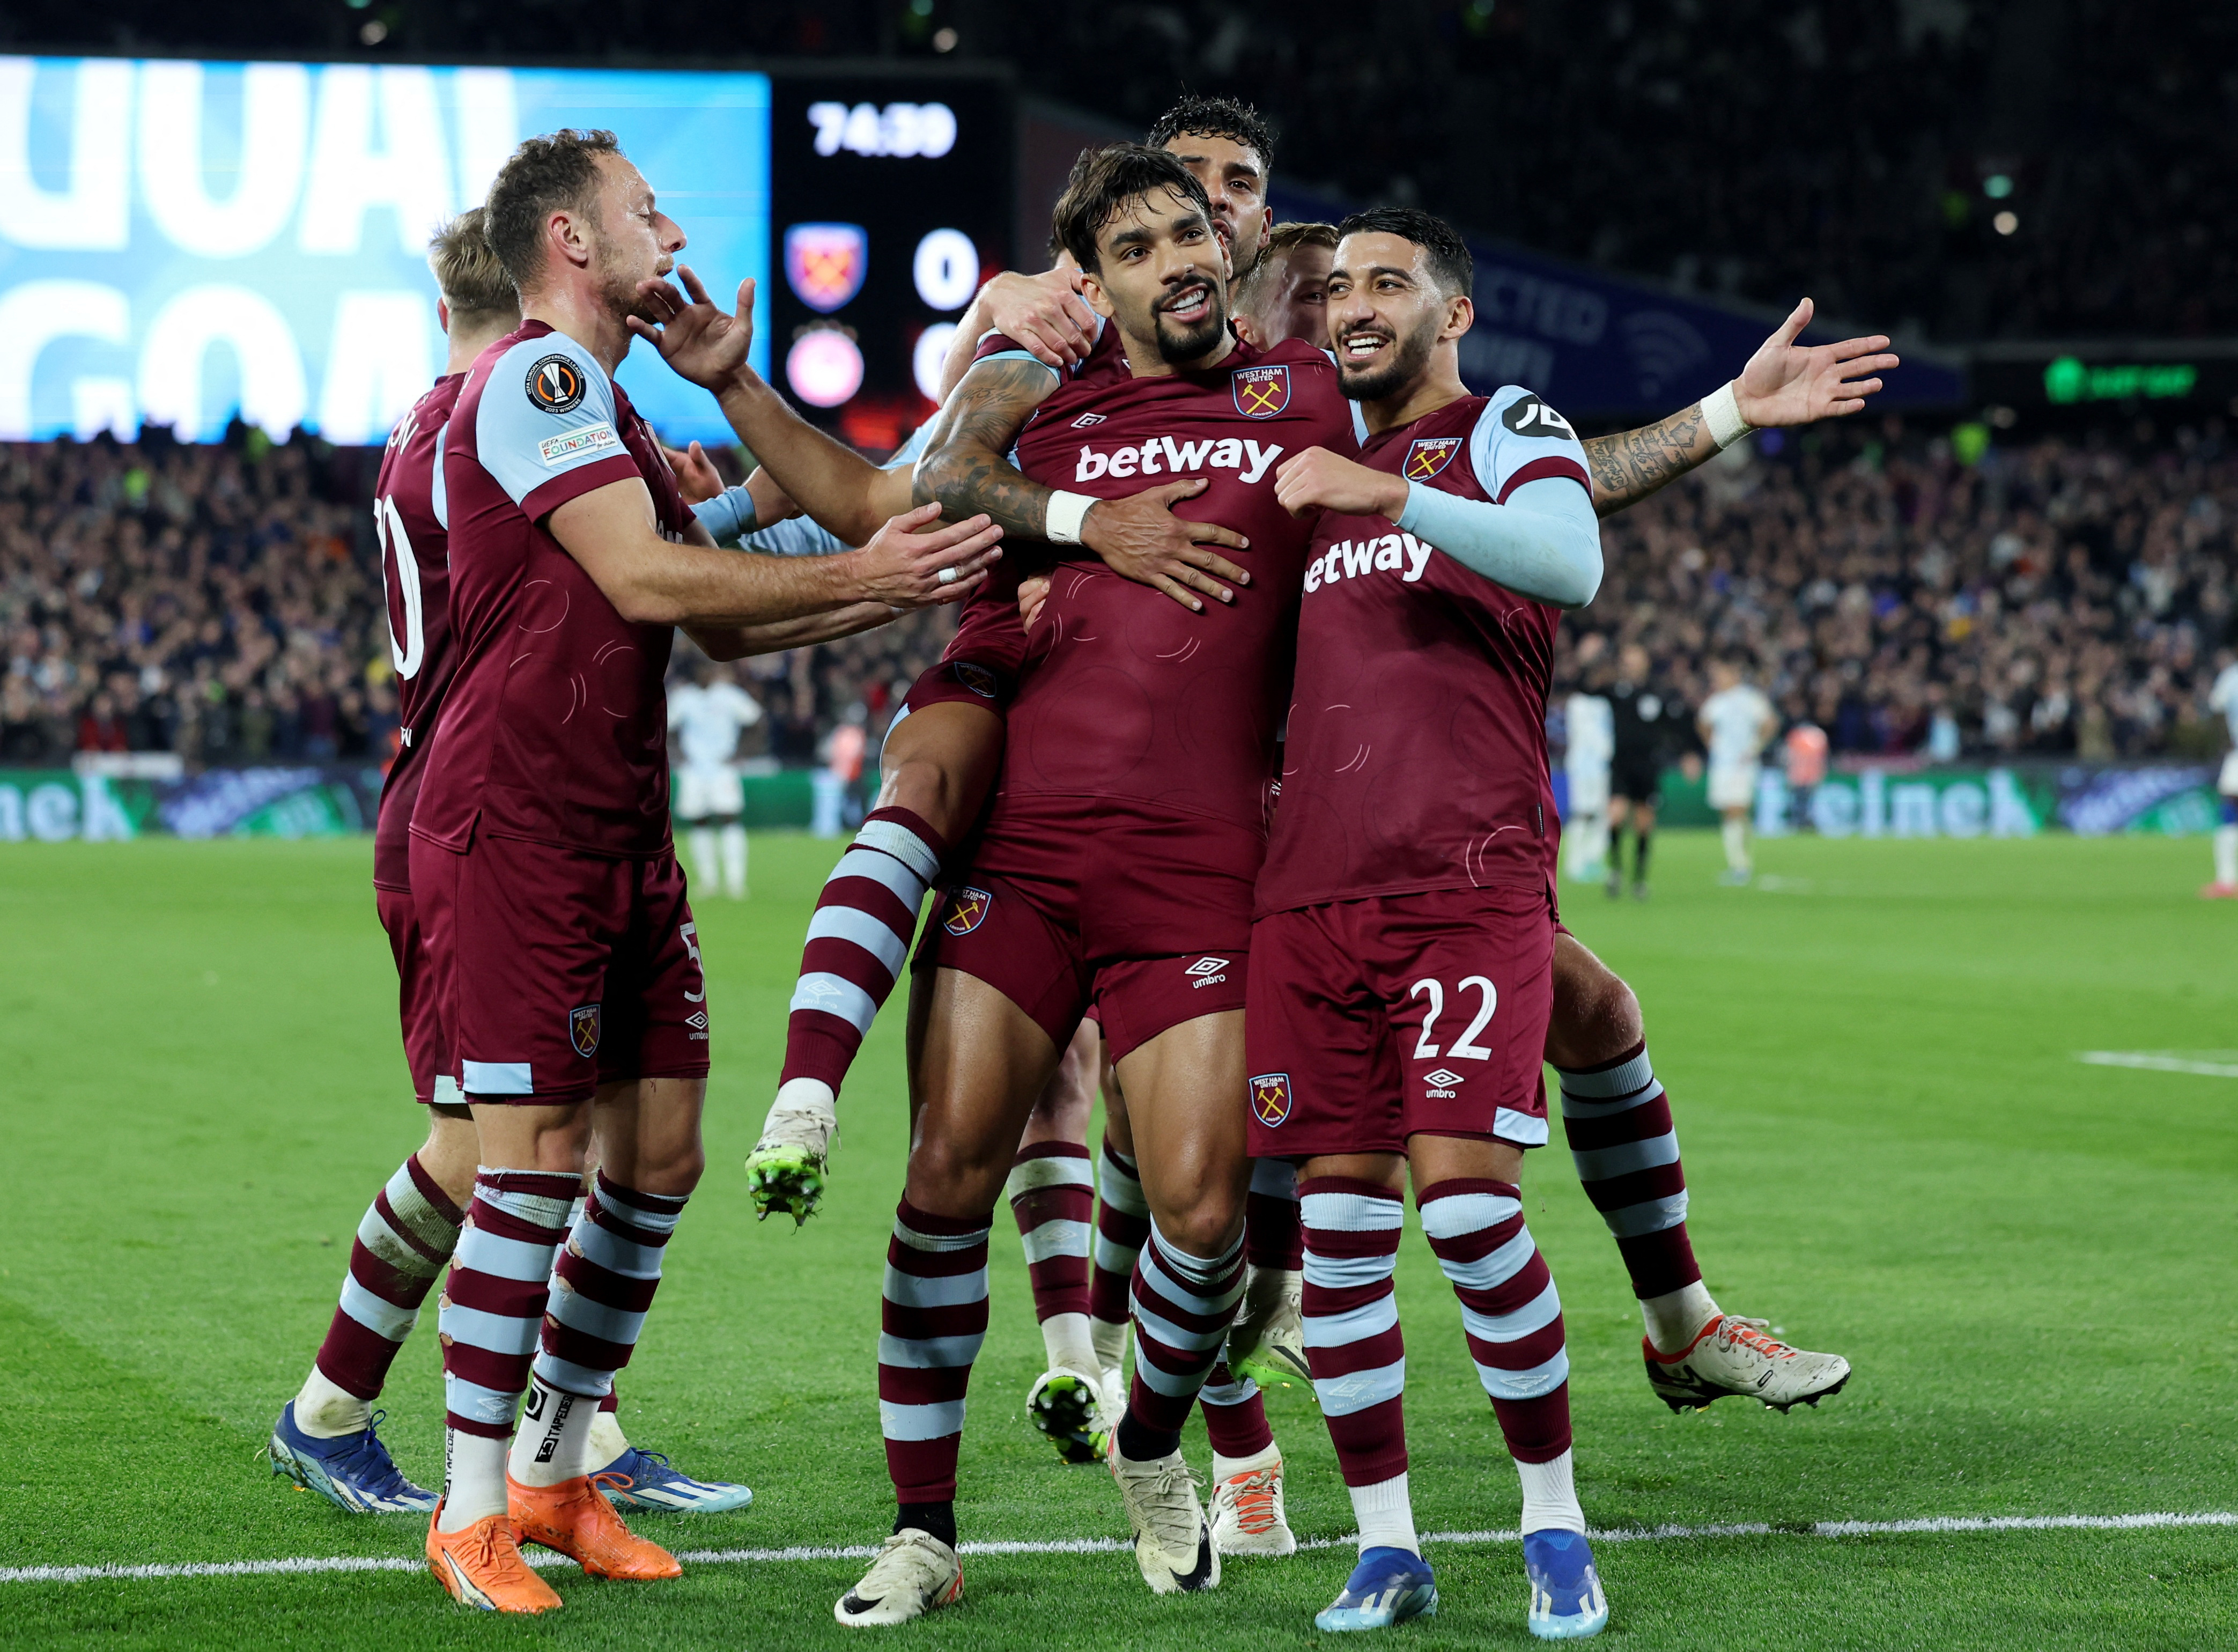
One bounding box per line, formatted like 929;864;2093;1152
410;827;711;1107
1244;883;1556;1161
911;792;1257;1063
375;884;456;1107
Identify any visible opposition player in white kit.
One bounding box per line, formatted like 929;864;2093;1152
668;661;762;899
1563;685;1614;884
1698;658;1776;886
2204;650;2238;898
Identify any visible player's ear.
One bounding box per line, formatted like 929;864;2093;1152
1232;311;1263;348
1077;269;1116;321
1441;293;1475;344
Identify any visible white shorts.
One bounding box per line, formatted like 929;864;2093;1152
1707;761;1760;812
1564;765;1609;814
2219;751;2238;796
674;763;744;821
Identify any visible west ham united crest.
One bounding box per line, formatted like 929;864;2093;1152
942;886;993;936
1250;1072;1292;1126
1404;436;1461;480
1231;364;1291;419
952;661;998;698
784;223;869;313
568;1003;603;1058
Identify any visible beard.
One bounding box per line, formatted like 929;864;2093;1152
593;231;670;328
1150;303;1228;365
1337;312;1441;402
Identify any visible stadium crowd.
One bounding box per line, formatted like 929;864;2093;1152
3;412;2229;771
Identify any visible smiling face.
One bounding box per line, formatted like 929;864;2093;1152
1082;186;1232;366
1326;230;1467;402
1159;131;1273;278
586;153;686;327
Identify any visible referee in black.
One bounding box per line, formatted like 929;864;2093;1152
1606;643;1686;899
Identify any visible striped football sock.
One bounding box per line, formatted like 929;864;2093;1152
1120;1222;1246;1461
509;1174;687;1487
301;1153;462;1435
1301;1177;1411;1554
1417;1178;1582;1533
1088;1137;1149;1348
780;807;945;1097
1201;1363;1275;1472
1556;1043;1716;1351
1006;1141;1097;1374
880;1199;991;1540
437;1169;578;1529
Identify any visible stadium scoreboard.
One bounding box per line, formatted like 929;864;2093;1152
0;56;1011;450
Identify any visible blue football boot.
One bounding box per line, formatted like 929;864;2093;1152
268;1402;436;1513
590;1447;754;1513
1524;1529;1609;1640
1313;1546;1439;1632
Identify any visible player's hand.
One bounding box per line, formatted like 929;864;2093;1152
662;440;724;505
981;268;1098;370
1017;571;1053;630
1273;447;1409;521
1732;297;1900;428
745;464;802;528
628;267;758;390
1080;478;1251;613
846;502;1002;608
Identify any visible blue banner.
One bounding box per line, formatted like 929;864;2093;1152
1272;183;1964;417
0;56;771;446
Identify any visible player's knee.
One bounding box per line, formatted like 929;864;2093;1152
1149;1188;1245;1259
906;1133;1010;1212
1547;963;1642;1068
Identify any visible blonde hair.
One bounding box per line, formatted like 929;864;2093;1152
426;208;519;324
1235;219;1337;311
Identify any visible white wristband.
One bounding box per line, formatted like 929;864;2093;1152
1044;489;1094;545
1702;380;1753;451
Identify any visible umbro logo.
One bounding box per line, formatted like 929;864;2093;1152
1425;1067;1465;1098
1071;411;1106;427
1187;956;1229;988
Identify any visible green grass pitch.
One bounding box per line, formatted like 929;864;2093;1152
1;830;2233;1649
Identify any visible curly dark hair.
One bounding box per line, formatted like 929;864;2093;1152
484;128;624;289
1050;143;1214;274
1145;93;1275;176
1337;206;1475;299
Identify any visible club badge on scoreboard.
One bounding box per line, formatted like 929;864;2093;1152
785;223;870;314
1232;364;1292;419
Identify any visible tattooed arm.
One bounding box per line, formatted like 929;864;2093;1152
913;355;1252;613
1583;297;1900;518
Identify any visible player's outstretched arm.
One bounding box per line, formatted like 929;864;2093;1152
935;263;1097;401
915;356;1252;613
629;269;914;545
1583;297;1899;518
551;478;1000;629
1275;447;1602;609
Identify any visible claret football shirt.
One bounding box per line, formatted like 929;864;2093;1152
985;333;1364;831
412;322;692;860
1255;386;1592;912
371;373;462;892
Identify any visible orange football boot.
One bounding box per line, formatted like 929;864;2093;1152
426;1502;564;1612
508;1474;683;1581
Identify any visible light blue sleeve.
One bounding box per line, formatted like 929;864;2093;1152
430;416;449;530
1397;472;1602;609
718;423;934;557
474;333;623;508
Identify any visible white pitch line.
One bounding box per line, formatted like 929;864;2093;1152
5;1510;2233;1586
2077;1051;2238;1078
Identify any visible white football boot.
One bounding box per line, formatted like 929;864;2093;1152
1025;1366;1111;1465
1106;1435;1219;1593
1645;1315;1851;1412
745;1078;838;1226
1228;1267;1311;1392
833;1530;963;1627
1208;1453;1296;1557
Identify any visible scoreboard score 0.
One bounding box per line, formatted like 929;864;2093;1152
767;73;1014;456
